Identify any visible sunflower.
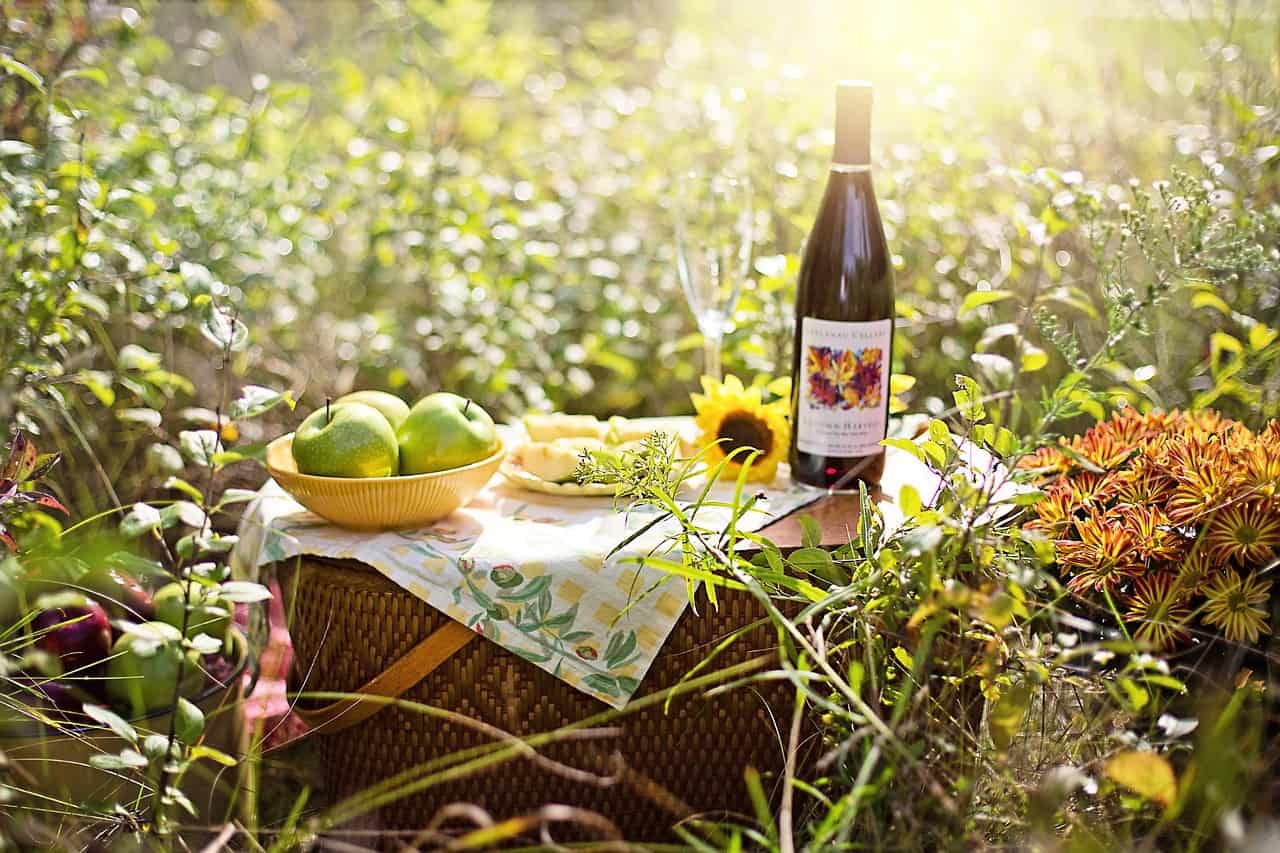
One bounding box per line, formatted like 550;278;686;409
691;374;790;484
1201;570;1273;645
1124;574;1193;650
1204;501;1280;567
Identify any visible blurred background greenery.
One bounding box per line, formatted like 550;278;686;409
2;0;1278;514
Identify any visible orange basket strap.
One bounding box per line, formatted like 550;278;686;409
294;618;476;734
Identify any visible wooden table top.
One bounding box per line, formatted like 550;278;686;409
756;491;884;551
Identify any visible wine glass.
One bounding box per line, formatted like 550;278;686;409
674;170;753;381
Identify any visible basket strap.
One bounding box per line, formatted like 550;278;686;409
294;619;476;735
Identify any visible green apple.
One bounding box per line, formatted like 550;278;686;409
292;402;399;477
335;390;411;431
154;581;230;647
397;393;498;475
105;621;205;717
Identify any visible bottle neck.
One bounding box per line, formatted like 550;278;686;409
833;83;872;170
830;162;871;173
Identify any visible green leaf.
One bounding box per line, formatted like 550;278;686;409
55;67;108;87
881;437;924;461
160;500;206;529
1190;290;1231;315
174;698;205;745
1020;344;1049;373
119;408;162;428
189;633;223;655
1141;674;1186;693
0;55;44;91
959;289;1014;317
217;488;261;507
999;489;1048;506
118;344;162;372
789;547;840;584
189;745;237;767
142;734;172;761
920;441;947;468
229;386;295;419
1248;323;1278;352
74;371;116;406
898;484;922;517
1119;678;1150;711
82;704;138;744
218;581;273;603
798;514;822;549
164;477;205;503
0;140;34;157
211;443;267;466
200;305;248;352
120;503;162;538
1209;332;1244;376
90;750;149;770
988;683;1032;750
1105;751;1176;806
179;430;221;466
1057;442;1106;474
952;374;986;423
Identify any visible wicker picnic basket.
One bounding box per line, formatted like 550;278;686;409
280;555;815;843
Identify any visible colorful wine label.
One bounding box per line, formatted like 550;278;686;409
796;317;892;457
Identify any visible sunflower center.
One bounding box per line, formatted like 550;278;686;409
717;412;773;457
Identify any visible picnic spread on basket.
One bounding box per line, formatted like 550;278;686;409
228;80;927;831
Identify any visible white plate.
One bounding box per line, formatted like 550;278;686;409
498;458;620;497
497;416;703;498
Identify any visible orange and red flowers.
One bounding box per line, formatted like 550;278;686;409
1022;408;1279;650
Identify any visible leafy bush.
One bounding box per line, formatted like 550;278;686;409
4;1;1278;518
1;0;1278;848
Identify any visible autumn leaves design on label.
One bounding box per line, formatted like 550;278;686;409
797;317;892;457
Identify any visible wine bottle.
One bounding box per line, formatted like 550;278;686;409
789;81;896;489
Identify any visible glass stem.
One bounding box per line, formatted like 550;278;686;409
703;334;723;381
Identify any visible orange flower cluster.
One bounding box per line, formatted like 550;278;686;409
1020;409;1280;650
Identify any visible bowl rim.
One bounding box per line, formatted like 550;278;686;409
266;433;506;484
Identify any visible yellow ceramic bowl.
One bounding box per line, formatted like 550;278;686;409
265;435;505;531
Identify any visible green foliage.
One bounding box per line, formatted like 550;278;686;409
0;0;1275;519
1;0;1278;848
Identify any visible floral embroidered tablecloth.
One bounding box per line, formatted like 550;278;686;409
232;422;825;708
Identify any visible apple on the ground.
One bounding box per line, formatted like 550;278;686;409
335;390;411;431
153;581;230;647
81;567;155;622
397;393;498;475
105;621;205;717
32;595;113;674
292;401;399;478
